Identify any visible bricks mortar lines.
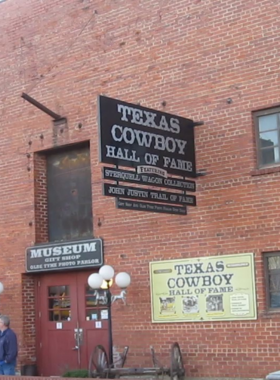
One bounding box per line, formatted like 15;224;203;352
1;0;280;377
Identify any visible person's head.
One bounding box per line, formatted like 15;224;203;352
0;315;10;332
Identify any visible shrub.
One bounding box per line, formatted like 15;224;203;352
62;368;89;378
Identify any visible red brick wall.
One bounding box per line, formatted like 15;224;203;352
34;153;48;244
1;0;280;377
21;275;36;365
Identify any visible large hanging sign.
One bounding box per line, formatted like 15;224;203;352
150;253;257;323
99;96;199;215
98;96;196;178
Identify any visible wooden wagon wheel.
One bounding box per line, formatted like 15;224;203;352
170;342;185;380
88;344;110;378
150;346;164;368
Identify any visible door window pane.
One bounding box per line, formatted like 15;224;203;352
85;286;108;306
48;285;71;321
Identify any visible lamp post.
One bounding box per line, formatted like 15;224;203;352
88;266;131;366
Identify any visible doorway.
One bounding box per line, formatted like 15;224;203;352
36;271;109;376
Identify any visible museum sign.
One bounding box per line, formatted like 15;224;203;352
26;239;103;273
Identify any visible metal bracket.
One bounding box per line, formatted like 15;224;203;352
196;171;207;177
21;92;65;121
193;121;204;127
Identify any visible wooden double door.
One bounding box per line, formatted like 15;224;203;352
36;271;109;376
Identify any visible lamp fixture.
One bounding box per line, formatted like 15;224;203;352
88;265;131;304
88;265;131;366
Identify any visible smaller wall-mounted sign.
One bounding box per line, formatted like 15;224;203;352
150;253;257;323
26;238;103;273
103;183;196;206
103;167;196;192
137;166;168;177
116;199;187;215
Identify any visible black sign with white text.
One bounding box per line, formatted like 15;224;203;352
117;199;187;215
99;96;196;178
103;167;196;192
103;183;196;206
26;239;103;273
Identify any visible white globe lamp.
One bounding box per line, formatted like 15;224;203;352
88;273;103;290
0;283;4;294
115;272;131;289
99;265;115;281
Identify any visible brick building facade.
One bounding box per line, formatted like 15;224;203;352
1;0;280;377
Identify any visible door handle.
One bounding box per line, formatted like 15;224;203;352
74;325;83;365
78;328;83;345
74;328;83;345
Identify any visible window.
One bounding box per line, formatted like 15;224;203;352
264;253;280;310
85;285;108;321
48;285;71;321
47;144;93;242
254;108;280;168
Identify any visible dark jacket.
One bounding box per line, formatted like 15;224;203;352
0;328;18;363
